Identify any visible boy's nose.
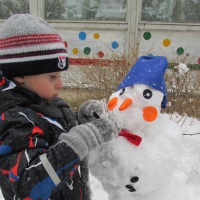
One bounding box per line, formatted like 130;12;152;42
56;79;63;89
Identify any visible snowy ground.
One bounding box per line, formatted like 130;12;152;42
0;114;200;200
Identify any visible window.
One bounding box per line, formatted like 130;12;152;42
44;0;127;21
0;0;29;19
141;0;200;23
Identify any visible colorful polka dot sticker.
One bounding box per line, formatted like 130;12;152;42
143;32;151;40
94;33;100;39
111;41;119;49
177;47;184;55
72;48;79;55
163;39;171;47
84;47;91;55
79;31;87;41
198;57;200;64
98;51;104;58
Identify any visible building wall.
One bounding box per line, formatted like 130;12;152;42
138;23;200;64
0;0;199;65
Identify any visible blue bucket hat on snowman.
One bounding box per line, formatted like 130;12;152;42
117;55;168;109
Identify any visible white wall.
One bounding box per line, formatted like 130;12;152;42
138;22;200;64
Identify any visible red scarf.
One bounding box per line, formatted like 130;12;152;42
119;129;142;146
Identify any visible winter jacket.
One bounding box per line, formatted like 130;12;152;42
0;77;89;200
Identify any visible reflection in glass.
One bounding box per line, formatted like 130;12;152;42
0;0;29;19
45;0;127;21
141;0;200;23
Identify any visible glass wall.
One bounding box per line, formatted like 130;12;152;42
44;0;127;21
141;0;200;23
0;0;29;19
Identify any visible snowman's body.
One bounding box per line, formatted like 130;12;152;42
89;84;190;200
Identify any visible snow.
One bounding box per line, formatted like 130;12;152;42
0;115;199;200
175;63;190;76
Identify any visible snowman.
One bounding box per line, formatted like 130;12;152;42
89;55;190;200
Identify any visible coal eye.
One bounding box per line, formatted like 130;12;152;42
119;88;125;96
143;89;152;99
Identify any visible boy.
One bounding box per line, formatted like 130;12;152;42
0;14;120;200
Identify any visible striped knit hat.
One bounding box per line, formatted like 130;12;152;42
0;14;68;78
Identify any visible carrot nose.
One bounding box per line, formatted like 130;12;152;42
143;106;158;122
119;98;133;111
108;97;118;111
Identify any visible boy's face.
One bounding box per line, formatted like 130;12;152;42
14;72;63;101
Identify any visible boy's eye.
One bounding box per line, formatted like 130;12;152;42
49;73;61;80
50;75;57;80
50;74;57;78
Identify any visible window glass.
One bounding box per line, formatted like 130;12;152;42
0;0;29;19
141;0;200;23
45;0;127;21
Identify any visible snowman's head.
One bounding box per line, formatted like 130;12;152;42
108;84;164;131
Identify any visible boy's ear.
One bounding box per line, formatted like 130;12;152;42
13;76;25;84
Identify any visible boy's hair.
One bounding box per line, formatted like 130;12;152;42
0;14;68;78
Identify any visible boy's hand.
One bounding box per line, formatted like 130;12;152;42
78;100;104;123
60;115;121;159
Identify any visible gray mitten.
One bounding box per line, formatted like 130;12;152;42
78;100;103;124
59;116;121;160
